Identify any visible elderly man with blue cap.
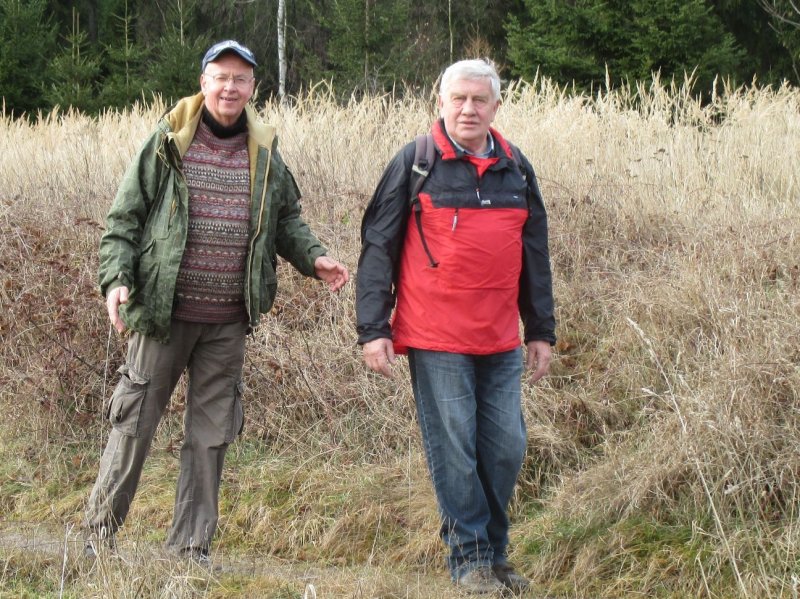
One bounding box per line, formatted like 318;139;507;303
83;40;349;565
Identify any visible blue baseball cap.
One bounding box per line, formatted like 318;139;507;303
202;40;257;72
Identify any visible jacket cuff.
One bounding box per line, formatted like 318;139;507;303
357;326;392;345
524;332;556;345
308;247;328;278
102;272;131;297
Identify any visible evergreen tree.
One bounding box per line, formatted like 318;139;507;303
288;0;330;92
616;0;743;88
755;0;800;81
409;0;508;72
0;0;57;117
506;0;744;92
97;0;149;109
141;0;210;104
322;0;413;94
145;31;209;103
45;8;102;112
506;0;607;86
5;0;800;117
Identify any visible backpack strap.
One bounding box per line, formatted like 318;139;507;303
408;134;438;268
505;142;533;211
509;144;525;182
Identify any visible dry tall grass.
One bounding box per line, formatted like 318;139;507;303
1;76;798;597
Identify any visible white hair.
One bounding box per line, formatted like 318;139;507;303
439;59;501;101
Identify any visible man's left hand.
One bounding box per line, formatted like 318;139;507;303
314;256;350;292
526;340;552;383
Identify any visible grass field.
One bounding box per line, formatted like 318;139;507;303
1;75;799;597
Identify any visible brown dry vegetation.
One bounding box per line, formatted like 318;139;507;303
0;76;799;598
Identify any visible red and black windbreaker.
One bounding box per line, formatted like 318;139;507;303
356;119;555;353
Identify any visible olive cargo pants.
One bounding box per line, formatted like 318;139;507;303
85;319;247;552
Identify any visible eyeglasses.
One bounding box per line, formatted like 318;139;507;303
204;73;254;88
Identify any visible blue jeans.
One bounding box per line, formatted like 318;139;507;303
407;347;526;580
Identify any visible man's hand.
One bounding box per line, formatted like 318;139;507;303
107;285;129;334
314;256;350;292
526;340;552;383
363;338;396;378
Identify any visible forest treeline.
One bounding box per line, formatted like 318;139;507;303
2;0;800;117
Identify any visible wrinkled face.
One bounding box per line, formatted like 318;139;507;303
200;53;255;126
438;77;500;154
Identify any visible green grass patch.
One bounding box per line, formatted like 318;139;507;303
0;552;67;598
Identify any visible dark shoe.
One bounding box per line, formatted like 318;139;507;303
83;541;97;559
492;563;530;594
176;547;215;570
83;529;117;559
457;566;505;594
189;548;212;568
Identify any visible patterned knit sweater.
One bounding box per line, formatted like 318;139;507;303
173;112;250;323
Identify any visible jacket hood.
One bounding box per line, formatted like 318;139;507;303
163;93;276;161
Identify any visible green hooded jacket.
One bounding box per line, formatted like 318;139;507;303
98;93;327;343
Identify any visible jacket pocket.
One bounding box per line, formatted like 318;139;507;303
133;242;161;309
106;364;149;437
258;259;278;313
225;380;245;444
435;207;528;291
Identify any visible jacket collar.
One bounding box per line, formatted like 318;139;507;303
162;93;275;159
431;118;515;163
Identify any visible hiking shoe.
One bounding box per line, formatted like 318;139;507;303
189;548;212;568
492;563;530;594
176;547;216;570
83;531;117;559
456;566;505;594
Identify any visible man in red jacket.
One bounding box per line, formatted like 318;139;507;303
356;59;555;594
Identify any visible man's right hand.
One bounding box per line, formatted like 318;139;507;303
363;338;396;378
107;286;129;334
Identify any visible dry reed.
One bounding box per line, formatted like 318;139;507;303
1;76;798;597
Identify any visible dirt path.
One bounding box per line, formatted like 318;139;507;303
0;520;462;598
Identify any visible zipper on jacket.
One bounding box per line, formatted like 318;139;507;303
165;138;185;228
452;208;459;231
169;170;186;227
245;146;272;319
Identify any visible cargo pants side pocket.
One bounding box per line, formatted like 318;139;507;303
224;380;245;444
106;364;149;437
